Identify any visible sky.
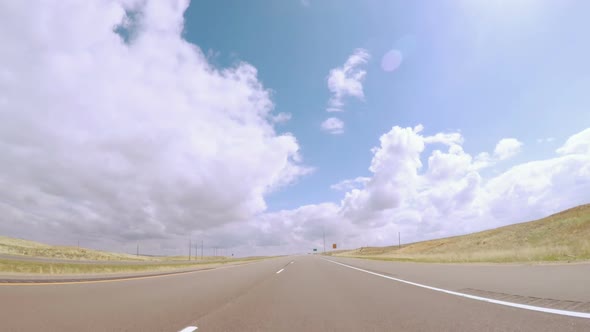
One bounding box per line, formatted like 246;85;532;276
0;0;589;256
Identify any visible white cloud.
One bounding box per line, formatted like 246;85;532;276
206;128;589;256
473;152;493;170
271;112;292;124
0;0;310;248
321;49;370;134
326;49;370;112
315;126;589;249
331;177;370;191
340;126;425;226
321;117;344;134
494;138;523;160
426;145;473;181
556;128;590;155
423;132;464;146
2;0;589;257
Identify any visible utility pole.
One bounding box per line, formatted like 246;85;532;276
201;240;203;260
398;232;401;249
136;243;139;256
189;239;192;261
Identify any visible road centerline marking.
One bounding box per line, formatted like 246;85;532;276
321;258;590;319
276;268;285;274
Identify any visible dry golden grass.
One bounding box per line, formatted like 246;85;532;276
0;256;266;275
333;204;590;263
0;236;270;274
0;236;157;261
0;236;240;262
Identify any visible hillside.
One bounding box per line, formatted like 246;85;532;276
0;236;155;261
332;204;590;263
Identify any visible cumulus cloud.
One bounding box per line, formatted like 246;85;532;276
494;138;523;160
2;0;589;257
0;0;310;250
321;117;344;134
331;177;370;191
271;112;292;124
203;129;589;255
202;119;590;254
422;131;464;146
556;128;590;155
321;49;370;133
326;49;370;110
324;126;590;247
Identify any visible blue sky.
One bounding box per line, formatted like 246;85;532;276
1;0;590;255
185;0;590;211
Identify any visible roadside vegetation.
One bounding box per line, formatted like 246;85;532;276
0;236;268;274
0;236;157;261
329;204;590;263
0;236;235;262
0;256;266;275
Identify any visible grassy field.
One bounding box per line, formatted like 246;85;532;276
0;236;235;262
0;235;269;274
0;236;158;261
330;204;590;263
0;256;265;275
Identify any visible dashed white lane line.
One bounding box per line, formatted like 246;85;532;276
276;268;285;274
178;326;198;332
322;258;590;319
290;261;294;264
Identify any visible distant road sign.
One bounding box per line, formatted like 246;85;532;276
332;243;337;249
313;248;317;252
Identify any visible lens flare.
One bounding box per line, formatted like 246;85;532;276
381;50;403;72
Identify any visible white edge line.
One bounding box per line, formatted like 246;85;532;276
321;258;590;319
178;326;198;332
276;268;285;274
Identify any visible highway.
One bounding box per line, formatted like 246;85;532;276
1;255;589;331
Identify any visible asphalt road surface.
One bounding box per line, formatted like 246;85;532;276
1;255;589;331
